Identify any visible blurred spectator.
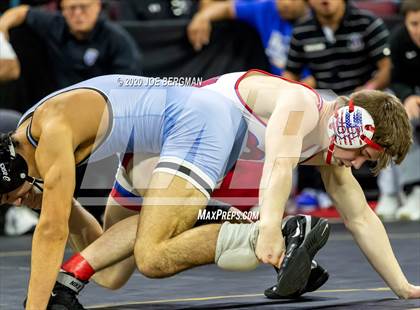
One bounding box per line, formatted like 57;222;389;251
284;0;391;94
389;0;420;109
187;0;311;78
375;163;402;220
377;0;420;221
117;0;198;21
0;0;142;89
0;31;20;81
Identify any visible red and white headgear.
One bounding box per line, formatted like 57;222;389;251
326;99;383;164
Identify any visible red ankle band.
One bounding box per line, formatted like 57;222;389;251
61;253;95;281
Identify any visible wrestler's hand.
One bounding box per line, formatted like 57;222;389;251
255;224;285;267
404;95;420;120
187;12;211;51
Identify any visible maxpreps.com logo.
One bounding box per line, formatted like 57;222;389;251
0;163;11;182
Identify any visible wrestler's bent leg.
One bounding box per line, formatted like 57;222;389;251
134;172;221;278
89;203;138;290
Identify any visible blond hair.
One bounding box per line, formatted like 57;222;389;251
337;90;413;174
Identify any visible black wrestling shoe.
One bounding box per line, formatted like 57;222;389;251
23;282;85;310
265;215;330;298
47;270;87;310
265;260;329;298
47;282;85;310
304;260;329;293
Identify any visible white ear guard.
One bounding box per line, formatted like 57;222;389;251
326;99;383;164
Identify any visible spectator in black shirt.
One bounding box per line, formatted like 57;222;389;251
284;0;391;95
0;0;142;88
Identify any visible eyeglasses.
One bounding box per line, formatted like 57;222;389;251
61;1;96;14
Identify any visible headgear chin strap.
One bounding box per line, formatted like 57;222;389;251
326;99;384;164
0;134;43;194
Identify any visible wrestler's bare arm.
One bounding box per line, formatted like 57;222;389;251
26;120;76;310
320;165;410;298
259;90;319;227
255;89;319;264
